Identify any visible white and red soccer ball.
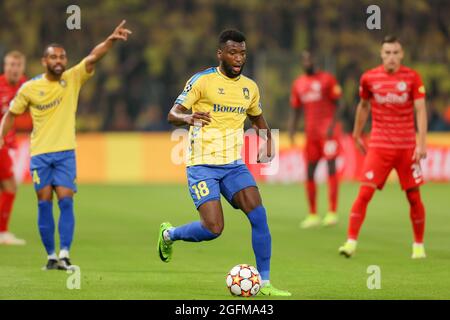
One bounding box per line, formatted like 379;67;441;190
226;264;261;297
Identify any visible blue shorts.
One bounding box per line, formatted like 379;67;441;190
187;162;257;209
30;150;77;192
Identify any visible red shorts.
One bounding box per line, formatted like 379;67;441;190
305;138;340;163
0;148;14;181
361;147;424;190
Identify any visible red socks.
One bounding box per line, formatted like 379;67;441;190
406;189;425;243
306;180;317;214
306;175;339;214
328;174;338;212
0;191;16;232
347;185;375;240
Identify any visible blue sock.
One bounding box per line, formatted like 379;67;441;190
169;221;219;242
246;206;271;281
58;197;75;251
38;201;55;255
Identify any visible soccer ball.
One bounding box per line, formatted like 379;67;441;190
226;264;261;297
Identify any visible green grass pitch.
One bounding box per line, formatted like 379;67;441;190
1;182;449;299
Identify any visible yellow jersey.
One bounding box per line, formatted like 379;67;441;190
175;67;262;166
9;59;94;156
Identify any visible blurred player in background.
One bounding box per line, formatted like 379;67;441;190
0;51;27;245
289;51;342;229
159;30;291;296
339;35;428;259
0;20;132;269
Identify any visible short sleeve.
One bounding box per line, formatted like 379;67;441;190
174;75;203;110
9;84;30;115
328;75;342;101
359;73;371;100
412;71;426;100
290;81;301;109
67;59;95;87
247;84;263;116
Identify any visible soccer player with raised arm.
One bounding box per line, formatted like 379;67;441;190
0;21;132;270
0;51;27;245
158;30;291;296
289;51;342;228
339;36;428;259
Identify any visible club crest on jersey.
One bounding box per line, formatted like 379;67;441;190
365;171;374;180
59;79;67;88
243;87;250;100
397;81;407;92
218;88;225;95
311;81;321;92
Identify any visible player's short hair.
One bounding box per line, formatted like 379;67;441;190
43;43;65;57
4;50;26;62
382;35;400;45
219;30;246;47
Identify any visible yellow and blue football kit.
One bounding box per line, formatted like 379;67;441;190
9;59;94;191
175;67;262;208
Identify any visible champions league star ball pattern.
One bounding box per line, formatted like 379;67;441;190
226;264;261;297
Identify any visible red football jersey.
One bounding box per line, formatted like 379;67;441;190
359;65;425;149
0;74;27;149
290;71;341;139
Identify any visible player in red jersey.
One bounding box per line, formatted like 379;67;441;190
289;51;342;228
0;51;27;245
339;35;428;259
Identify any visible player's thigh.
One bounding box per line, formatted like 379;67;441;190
395;148;424;191
361;148;395;190
327;159;336;176
304;139;323;164
307;161;319;180
232;186;262;214
220;164;260;213
187;165;221;210
30;153;53;192
36;185;53;202
55;186;74;200
53;150;77;193
197;200;224;234
0;177;17;193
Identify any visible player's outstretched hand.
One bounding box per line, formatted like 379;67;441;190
108;20;132;42
186;112;211;127
412;145;427;164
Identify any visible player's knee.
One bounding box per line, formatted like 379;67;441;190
203;222;223;237
406;189;421;206
359;185;376;203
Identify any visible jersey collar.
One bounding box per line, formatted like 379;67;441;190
216;67;241;81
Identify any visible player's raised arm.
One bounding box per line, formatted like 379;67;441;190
413;98;428;163
352;99;371;154
167;104;211;127
84;20;132;73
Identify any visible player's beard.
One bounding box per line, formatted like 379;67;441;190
47;64;66;77
221;60;245;78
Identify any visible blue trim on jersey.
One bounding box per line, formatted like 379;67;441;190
187;67;216;86
30;74;44;81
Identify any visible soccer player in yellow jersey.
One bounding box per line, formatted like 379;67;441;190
158;30;291;296
0;20;132;270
